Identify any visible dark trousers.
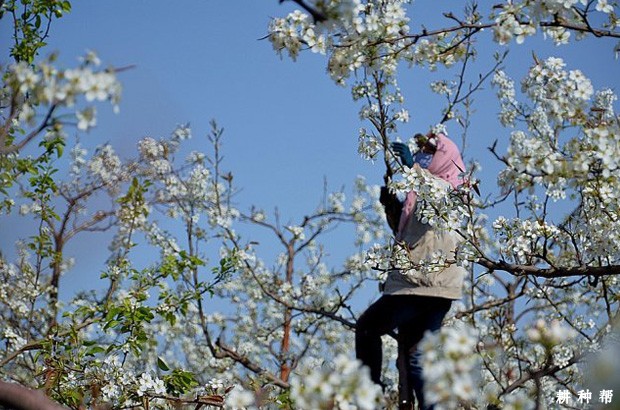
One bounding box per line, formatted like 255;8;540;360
355;295;452;409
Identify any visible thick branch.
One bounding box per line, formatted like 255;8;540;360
280;243;295;382
477;259;620;278
0;381;68;410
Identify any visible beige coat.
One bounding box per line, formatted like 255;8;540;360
382;195;466;300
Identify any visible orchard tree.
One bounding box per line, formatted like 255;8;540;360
1;1;620;410
269;0;620;408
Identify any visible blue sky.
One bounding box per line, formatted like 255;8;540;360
2;1;619;304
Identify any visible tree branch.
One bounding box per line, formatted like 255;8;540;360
501;353;581;396
0;381;68;410
540;19;620;39
214;337;290;389
0;104;58;155
477;259;620;278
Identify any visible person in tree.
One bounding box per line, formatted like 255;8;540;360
355;132;467;410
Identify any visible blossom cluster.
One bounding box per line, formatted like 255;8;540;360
492;216;561;264
134;126;240;237
389;164;468;232
290;354;383;409
269;1;411;83
522;57;593;124
526;318;577;347
492;1;618;46
3;52;121;133
89;144;125;189
225;386;257;409
420;324;479;409
391;243;453;280
54;355;168;406
494;56;620;268
0;256;41;323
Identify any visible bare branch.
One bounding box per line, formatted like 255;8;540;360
214;337;290;389
454;292;524;320
501;353;581;396
0;105;58;155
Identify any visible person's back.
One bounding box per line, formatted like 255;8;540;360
383;192;466;299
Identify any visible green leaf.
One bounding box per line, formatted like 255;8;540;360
105;307;121;322
166;312;177;326
103;319;120;330
137;306;155;322
86;346;106;356
157;357;170;371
